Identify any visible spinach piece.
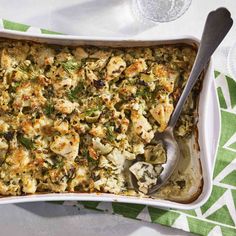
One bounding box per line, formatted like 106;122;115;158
9;82;21;93
67;82;84;101
44;103;54;116
84;108;99;116
62;60;80;73
81;149;97;164
136;86;150;99
17;134;34;150
106;125;115;142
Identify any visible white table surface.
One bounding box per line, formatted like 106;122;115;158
0;1;235;235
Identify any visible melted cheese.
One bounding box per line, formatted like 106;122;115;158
0;39;198;197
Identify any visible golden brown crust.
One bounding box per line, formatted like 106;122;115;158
0;38;202;202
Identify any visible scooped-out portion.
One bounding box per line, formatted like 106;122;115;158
0;39;202;202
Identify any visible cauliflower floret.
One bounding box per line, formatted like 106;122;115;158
92;137;113;155
120;117;129;133
21;120;35;138
34;136;50;150
153;64;178;93
0;181;9;195
70;113;90;133
129;162;161;194
1;48;14;68
150;103;173;132
90;50;111;60
87;59;108;71
0;178;22;196
93;177;106;192
98;155;116;170
125;58;147;78
85;68;98;83
87;51;110;71
133;143;145;155
107;148;126;170
118;84;137;96
153;64;169;78
106;56;126;80
22;175;37;194
33;115;53;133
31;46;55;67
0;91;10;111
89;125;106;138
54;119;69;134
0;119;9;133
104;174;125;194
50;132;80;161
144;143;167;164
56;51;72;63
13;82;46;110
53;78;75;95
94;170;125;194
0;43;29;69
73;47;88;60
131;110;154;143
49;181;68;193
68;166;90;191
22;115;53;138
7;148;30;167
123;150;136;160
0;138;8;158
54;99;77;114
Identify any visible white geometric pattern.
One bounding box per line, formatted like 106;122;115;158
208;226;223;236
172;214;190;232
136;206;152;222
202;189;236;226
214;159;236;190
223;132;236;153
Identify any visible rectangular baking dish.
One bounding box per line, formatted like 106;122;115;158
0;30;221;210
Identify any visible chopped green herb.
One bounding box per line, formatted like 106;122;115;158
13;82;21;88
87;155;98;164
45;103;54;116
81;149;89;158
10;82;21;92
84;108;99;116
106;126;115;142
62;60;80;73
136;86;150;99
18;135;34;150
67;82;84;101
80;149;97;164
53;160;64;169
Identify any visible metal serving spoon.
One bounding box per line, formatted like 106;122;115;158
131;8;233;195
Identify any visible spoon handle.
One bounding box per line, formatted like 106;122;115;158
168;8;233;128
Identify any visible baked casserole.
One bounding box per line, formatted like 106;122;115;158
0;39;202;201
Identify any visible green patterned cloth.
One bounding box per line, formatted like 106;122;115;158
0;19;236;236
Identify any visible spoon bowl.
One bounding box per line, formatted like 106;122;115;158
130;128;180;195
147;128;180;194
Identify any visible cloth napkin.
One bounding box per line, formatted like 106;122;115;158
0;19;235;236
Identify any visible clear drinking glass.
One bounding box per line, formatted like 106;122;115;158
132;0;192;23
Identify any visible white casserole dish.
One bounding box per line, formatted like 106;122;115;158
0;30;220;209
